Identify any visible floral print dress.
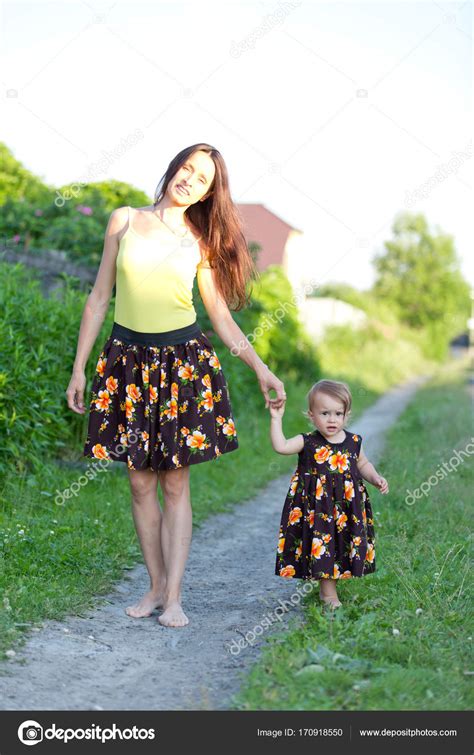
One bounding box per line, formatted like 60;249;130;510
83;330;239;471
275;429;376;580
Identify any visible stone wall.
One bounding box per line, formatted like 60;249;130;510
1;244;96;297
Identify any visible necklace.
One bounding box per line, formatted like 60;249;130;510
153;208;190;240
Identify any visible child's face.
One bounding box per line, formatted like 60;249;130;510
308;392;347;438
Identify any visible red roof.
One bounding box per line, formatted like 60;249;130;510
236;203;301;270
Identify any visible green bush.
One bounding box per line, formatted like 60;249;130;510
0;255;432;482
0;262;322;480
193;265;321;393
0;173;150;266
319;321;432;393
0;263;108;477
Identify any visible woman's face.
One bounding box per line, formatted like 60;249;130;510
168;150;216;206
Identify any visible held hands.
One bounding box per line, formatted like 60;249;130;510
257;365;286;411
269;399;286;419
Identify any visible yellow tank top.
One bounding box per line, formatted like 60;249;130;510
114;206;208;332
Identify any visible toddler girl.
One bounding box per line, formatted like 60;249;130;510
271;379;388;608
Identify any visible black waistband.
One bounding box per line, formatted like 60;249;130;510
111;320;203;346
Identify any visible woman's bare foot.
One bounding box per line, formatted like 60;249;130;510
125;588;165;618
157;600;189;627
319;582;342;608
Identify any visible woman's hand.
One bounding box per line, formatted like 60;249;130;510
65;371;87;415
256;366;286;410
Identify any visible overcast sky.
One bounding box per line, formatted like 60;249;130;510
2;0;472;289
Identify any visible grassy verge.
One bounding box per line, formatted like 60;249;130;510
0;375;377;660
232;356;473;711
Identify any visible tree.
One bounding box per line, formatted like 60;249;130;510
0;142;52;205
0;142;151;263
373;212;470;358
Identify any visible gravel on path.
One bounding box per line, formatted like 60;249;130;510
0;376;428;711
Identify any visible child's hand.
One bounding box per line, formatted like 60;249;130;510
374;475;389;494
269;399;286;419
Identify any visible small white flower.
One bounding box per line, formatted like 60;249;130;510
392;628;400;636
5;649;16;658
52;519;58;524
17;529;24;536
416;608;423;615
353;684;360;691
49;530;55;535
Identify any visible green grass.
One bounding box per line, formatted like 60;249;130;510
232;357;473;711
0;375;377;660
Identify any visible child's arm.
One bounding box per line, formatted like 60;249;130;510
357;446;389;494
269;401;305;455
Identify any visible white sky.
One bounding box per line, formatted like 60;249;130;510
1;0;472;289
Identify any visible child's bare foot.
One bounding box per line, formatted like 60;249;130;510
157;600;189;628
320;595;342;608
319;581;342;608
125;588;165;618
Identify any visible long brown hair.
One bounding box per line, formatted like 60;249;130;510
153;143;258;310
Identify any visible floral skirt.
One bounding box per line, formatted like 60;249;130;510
83;320;239;471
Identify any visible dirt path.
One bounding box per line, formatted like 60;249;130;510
0;376;428;711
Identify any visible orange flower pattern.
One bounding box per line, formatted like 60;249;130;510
83;330;239;470
276;429;376;580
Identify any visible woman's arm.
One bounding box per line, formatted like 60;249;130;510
65;206;127;414
357;446;389;493
197;263;286;409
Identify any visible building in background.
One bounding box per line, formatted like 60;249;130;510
237;203;309;292
237;202;368;342
298;296;368;342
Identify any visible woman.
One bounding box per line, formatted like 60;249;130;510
66;143;286;628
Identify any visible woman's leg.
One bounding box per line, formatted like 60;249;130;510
157;465;192;627
125;467;167;618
